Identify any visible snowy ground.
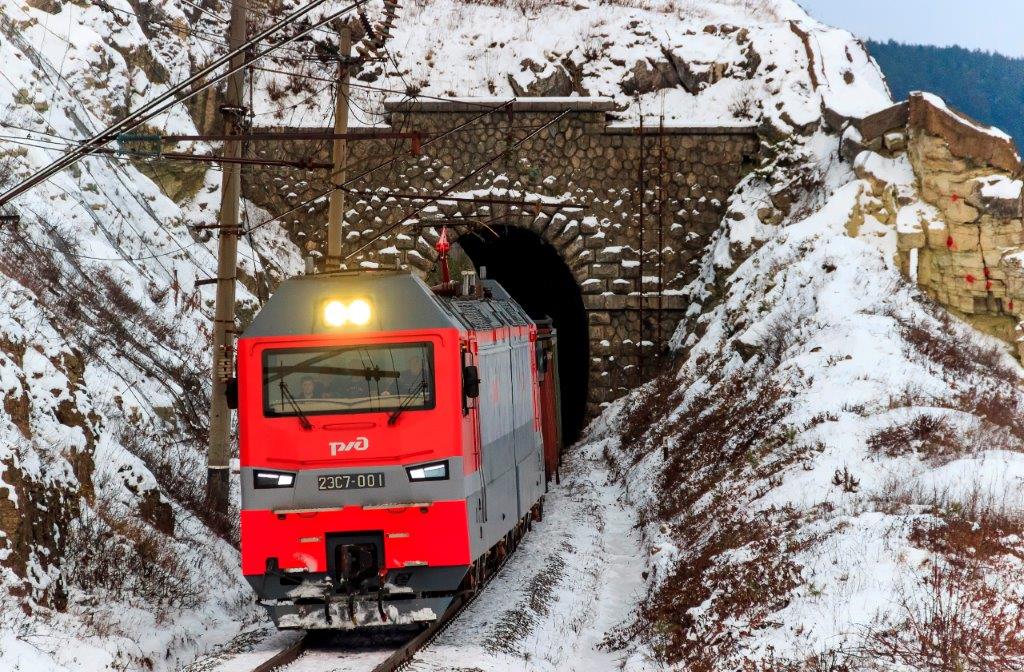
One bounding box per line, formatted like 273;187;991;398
411;439;653;672
256;0;889;134
587;127;1024;668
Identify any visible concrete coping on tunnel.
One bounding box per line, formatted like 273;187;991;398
383;96;619;114
604;121;759;136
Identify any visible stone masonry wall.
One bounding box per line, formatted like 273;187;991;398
243;99;758;417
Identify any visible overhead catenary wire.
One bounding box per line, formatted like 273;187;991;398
0;6;229;279
1;204;208;262
88;0;235;46
0;0;371;207
245;97;517;236
0;69;204;278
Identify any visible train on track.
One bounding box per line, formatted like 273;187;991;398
232;265;563;629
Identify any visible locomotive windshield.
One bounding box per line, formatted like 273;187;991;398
262;343;435;417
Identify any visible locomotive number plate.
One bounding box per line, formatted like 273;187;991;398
317;472;385;490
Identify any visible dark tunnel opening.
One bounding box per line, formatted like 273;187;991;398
457;226;589;445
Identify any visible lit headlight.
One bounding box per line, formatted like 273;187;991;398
406;461;449;482
322;299;372;327
254;470;296;489
323;300;348;327
348;299;372;326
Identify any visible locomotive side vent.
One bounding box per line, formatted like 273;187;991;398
326;532;384;594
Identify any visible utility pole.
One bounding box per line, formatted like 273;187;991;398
207;0;248;517
637;116;646;386
325;24;353;268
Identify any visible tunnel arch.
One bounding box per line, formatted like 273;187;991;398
455;226;589;445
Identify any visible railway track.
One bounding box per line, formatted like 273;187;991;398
245;589;472;672
235;500;540;672
245;510;535;672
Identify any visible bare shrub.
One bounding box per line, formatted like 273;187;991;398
859;561;1024;671
729;87;757;120
605;360;802;666
65;497;202;618
0;153;15;190
959;384;1024;443
655;368;791;521
115;422;236;542
867;414;960;460
832;466;860;492
758;304;805;368
891;303;1020;386
611;504;811;668
618;365;684;459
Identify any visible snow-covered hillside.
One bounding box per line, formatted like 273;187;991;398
1;0;1017;669
255;0;890;132
0;0;300;667
589;127;1024;667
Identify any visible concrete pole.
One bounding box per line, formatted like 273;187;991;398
325;26;352;268
206;0;247;516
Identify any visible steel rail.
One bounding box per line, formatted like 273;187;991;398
369;592;473;672
242;506;538;672
369;515;534;672
250;634;309;672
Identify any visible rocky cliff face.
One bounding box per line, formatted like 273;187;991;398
847;94;1024;356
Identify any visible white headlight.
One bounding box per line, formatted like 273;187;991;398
348;299;372;326
323;300;348;327
406;461;449;482
254;470;297;489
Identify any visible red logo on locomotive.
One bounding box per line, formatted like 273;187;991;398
329;437;369;455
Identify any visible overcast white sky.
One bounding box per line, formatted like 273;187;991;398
797;1;1024;57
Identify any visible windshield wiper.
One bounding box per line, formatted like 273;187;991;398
279;381;313;430
387;379;427;426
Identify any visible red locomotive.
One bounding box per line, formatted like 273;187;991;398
234;268;562;628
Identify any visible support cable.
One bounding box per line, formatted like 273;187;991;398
246;98;518;235
0;0;370;206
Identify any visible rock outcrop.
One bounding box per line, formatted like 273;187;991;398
843;92;1024;353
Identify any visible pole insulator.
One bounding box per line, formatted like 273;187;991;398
436;226;451;285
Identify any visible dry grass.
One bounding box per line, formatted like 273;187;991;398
655;368;791;522
117;422;237;542
606;357;805;666
890;302;1020;387
859;560;1024;671
608;503;817;668
618;366;684;458
867;414;961;460
64;492;203;619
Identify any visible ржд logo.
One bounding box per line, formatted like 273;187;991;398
330;437;369;456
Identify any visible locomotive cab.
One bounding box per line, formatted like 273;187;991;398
237;270;553;629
